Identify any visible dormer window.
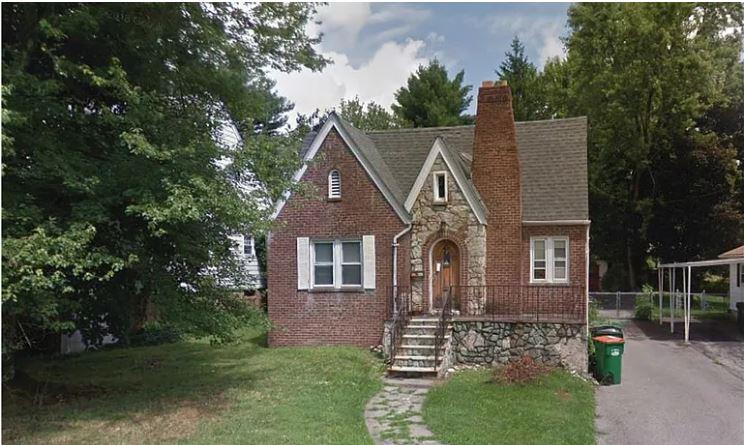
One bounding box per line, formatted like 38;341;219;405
328;170;341;199
433;171;447;203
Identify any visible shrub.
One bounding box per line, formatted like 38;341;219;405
492;355;550;385
130;322;183;346
634;296;653;320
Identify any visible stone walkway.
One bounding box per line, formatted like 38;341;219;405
364;378;445;445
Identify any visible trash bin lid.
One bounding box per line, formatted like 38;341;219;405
591;326;624;338
593;335;625;344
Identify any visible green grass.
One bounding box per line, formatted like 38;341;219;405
423;369;595;445
652;293;732;321
2;329;384;445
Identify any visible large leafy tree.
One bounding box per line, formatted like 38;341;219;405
2;3;326;357
392;60;473;128
496;36;545;121
338;96;399;131
564;3;743;288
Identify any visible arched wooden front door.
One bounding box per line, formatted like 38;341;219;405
431;239;460;311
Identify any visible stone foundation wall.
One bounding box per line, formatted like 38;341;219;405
451;321;587;374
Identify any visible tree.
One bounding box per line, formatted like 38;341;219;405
337;96;398;131
564;3;743;288
1;3;326;361
392;60;473;128
496;36;544;121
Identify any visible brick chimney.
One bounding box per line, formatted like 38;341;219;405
472;80;522;286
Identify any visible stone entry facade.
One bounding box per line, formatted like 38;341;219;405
449;320;588;374
409;154;486;313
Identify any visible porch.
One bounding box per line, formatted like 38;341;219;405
387;284;587;323
385;285;587;376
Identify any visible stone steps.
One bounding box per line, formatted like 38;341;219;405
389;317;453;376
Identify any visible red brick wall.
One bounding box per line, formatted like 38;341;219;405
520;224;588;319
268;128;409;347
472;83;523;286
520;225;587;286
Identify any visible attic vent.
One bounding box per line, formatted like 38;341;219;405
328;170;341;199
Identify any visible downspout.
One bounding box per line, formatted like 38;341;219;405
392;224;412;314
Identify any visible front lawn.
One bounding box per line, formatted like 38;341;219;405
2;329;383;445
423;369;595;445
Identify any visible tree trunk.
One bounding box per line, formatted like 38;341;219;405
626;242;637;290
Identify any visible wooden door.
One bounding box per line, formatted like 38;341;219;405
432;240;460;310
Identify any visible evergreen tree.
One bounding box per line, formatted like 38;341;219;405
496;36;543;121
392;60;472;128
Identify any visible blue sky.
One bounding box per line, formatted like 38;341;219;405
270;2;571;118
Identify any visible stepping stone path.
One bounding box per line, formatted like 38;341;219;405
364;378;445;445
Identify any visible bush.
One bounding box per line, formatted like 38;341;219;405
634;296;653;320
130;322;183;346
492;355;550;385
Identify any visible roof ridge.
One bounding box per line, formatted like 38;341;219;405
365;124;475;134
515;116;587;125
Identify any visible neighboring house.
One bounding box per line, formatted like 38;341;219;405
228;234;264;290
268;81;589;373
718;245;744;311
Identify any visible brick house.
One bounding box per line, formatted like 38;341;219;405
268;81;590;374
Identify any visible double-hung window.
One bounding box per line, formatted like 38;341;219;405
531;237;569;283
433;172;448;203
312;240;362;288
243;236;254;257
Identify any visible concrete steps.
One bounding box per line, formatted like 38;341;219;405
388;317;452;376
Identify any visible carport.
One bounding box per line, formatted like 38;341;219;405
657;255;743;342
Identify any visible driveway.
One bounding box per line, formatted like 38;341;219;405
595;319;743;445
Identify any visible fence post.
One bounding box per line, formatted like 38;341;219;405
614;291;619;318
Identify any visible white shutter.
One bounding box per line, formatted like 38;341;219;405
297;237;310;290
363;235;376;289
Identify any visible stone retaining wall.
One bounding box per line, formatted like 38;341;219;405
451;321;587;374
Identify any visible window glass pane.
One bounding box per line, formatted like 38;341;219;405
436;174;446;199
314;265;333;285
534;240;546;260
554;240;566;259
314;243;333;263
342;242;361;263
554;265;566;280
342;265;361;285
534;260;546;268
243;236;252;255
533;268;546;280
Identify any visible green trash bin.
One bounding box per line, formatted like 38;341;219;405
593;335;625;385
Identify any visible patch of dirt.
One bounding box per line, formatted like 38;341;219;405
97;395;228;442
555;389;572;401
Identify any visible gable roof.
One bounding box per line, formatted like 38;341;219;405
288;114;589;223
273;113;410;222
718;246;743;259
404;137;488;224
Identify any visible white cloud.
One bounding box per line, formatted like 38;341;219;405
270;39;427;118
473;14;566;66
310;3;373;49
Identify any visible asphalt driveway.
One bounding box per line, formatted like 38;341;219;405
595;319;743;445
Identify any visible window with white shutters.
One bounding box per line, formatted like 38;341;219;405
328;170;341;199
298;236;375;290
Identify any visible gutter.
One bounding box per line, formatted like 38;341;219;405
391;224;412;313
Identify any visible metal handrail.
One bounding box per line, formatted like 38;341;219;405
450;284;586;322
433;286;454;368
386;286;411;365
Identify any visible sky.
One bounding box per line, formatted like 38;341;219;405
269;2;571;120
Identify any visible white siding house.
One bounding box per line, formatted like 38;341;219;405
228;234;263;289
